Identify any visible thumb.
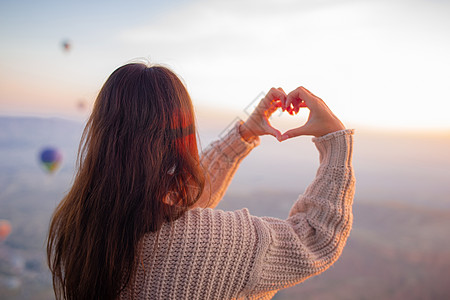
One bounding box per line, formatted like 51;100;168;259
280;125;310;141
265;124;282;141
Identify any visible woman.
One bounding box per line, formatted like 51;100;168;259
47;62;355;300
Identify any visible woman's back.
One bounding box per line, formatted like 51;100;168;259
122;208;258;299
120;121;354;299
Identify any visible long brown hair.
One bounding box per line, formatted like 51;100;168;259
47;63;205;299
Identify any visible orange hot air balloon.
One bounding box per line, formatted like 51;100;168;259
0;220;11;241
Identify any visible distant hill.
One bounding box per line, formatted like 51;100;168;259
219;191;450;299
1;116;449;299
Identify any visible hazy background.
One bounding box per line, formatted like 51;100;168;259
2;0;450;130
1;0;450;299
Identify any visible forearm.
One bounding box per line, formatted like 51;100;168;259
244;129;355;295
194;120;260;208
288;129;355;269
290;129;355;218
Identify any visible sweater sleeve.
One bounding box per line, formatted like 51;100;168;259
195;119;260;209
242;129;355;298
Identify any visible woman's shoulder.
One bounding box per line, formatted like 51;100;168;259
184;207;252;220
165;207;255;238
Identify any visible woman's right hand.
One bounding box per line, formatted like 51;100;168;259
280;86;346;140
240;87;286;142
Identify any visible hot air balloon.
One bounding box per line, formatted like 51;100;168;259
61;39;71;52
0;219;11;241
39;147;63;174
77;98;88;112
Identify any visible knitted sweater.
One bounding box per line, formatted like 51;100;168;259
120;120;355;300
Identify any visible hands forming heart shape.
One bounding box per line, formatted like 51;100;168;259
240;86;345;142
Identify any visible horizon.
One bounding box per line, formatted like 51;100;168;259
2;109;450;138
1;114;450;209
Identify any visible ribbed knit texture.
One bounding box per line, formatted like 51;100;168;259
120;120;355;300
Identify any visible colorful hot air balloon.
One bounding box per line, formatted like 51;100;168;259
0;219;11;241
39;147;63;174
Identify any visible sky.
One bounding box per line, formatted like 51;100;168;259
1;0;450;131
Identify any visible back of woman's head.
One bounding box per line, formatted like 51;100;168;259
88;62;204;217
47;62;205;300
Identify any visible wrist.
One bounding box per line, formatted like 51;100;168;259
313;129;354;167
239;122;258;143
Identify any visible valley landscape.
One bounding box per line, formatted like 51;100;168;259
1;116;449;299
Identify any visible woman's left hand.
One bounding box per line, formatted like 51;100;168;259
240;88;286;142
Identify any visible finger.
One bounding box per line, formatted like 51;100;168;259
278;87;286;110
294;103;300;115
264;87;286;110
292;99;308;114
284;93;293;112
265;87;286;104
286;86;319;111
285;89;303;112
291;99;302;114
301;86;322;102
286;106;294;115
280;125;311;141
297;87;323;108
291;98;301;114
261;89;285;117
267;99;282;114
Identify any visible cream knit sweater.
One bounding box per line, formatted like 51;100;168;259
120;120;355;300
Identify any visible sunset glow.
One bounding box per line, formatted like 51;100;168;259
1;0;450;131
